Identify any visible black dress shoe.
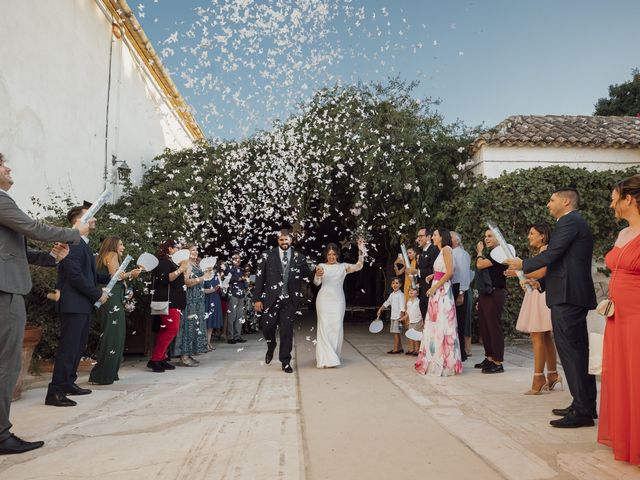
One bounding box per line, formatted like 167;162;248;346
236;338;247;343
227;339;237;344
45;391;77;407
265;350;274;365
550;410;595;428
552;405;573;416
146;360;165;373
474;358;491;369
552;406;598;419
64;384;92;396
160;361;176;370
282;364;293;373
0;434;44;455
482;362;504;374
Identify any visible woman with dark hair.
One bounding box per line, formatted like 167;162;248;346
147;239;189;373
313;240;366;368
598;174;640;465
89;237;142;385
511;223;560;394
415;228;463;376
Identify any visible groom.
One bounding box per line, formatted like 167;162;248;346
253;229;314;373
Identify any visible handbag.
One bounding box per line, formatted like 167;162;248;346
150;277;170;316
596;240;630;318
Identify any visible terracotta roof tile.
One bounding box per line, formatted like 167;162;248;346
471;115;640;153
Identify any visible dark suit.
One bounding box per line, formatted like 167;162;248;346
523;210;597;416
253;247;313;365
416;243;439;317
48;239;108;395
0;190;80;441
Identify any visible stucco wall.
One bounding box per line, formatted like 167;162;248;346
471;145;640;178
0;0;197;211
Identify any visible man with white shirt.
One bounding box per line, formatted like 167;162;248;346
506;188;597;428
407;227;439;318
451;232;471;362
45;206;109;407
253;229;314;373
0;153;89;454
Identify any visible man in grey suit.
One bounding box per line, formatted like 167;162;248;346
0;153;89;455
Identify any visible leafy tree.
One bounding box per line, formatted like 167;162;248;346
594;69;640;116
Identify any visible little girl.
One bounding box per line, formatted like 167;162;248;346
377;277;405;354
401;286;422;355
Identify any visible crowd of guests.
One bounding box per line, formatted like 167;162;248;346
147;242;256;372
381;206;574;394
1;150;639;466
377;182;640;465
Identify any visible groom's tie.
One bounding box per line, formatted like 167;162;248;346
281;250;290;299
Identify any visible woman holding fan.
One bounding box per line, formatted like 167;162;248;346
89;237;142;385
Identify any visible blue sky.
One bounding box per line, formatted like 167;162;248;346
136;0;640;140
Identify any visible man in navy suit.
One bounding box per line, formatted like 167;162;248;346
45;206;108;407
507;188;597;428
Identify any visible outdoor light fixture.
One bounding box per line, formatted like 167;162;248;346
111;154;131;182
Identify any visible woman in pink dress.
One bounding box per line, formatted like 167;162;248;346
415;228;463;376
512;223;561;394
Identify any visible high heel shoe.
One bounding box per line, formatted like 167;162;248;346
524;373;549;395
547;371;563;391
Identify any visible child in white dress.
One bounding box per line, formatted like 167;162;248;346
377;278;405;354
401;287;422;356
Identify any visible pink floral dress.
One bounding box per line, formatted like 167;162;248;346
415;248;463;376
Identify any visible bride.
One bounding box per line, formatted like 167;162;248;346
313;240;365;368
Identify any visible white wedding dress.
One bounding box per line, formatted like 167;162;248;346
314;259;363;368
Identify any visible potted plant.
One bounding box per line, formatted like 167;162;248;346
12;325;43;401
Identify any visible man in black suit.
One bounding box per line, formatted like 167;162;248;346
507;188;597;428
407;228;439;318
45;206;108;407
253;229;314;373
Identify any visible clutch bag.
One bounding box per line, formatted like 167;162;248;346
596;299;614;317
150;301;169;316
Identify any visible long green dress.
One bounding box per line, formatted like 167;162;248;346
89;265;126;385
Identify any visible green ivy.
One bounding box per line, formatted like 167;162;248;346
435;165;638;337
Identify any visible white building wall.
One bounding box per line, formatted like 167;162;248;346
0;0;197;212
471;145;640;178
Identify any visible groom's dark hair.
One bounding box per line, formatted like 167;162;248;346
278;228;291;238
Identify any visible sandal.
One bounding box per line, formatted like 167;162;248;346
387;349;404;354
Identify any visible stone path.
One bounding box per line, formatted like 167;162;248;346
1;315;639;480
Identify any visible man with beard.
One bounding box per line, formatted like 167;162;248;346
253;229;314;373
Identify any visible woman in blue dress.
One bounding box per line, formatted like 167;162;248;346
174;245;208;366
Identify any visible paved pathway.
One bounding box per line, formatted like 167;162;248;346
1;314;639;480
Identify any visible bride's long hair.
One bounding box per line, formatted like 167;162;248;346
322;243;341;262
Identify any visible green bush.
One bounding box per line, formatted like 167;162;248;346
435;165;639;337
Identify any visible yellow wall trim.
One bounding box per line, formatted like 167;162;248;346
99;0;205;141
